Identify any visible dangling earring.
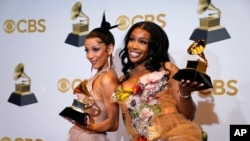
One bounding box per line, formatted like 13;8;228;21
107;56;110;69
90;66;93;78
109;55;113;69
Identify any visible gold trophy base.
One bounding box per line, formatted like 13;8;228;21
8;92;38;106
64;23;89;47
59;99;90;126
199;17;220;28
72;23;88;35
173;60;213;90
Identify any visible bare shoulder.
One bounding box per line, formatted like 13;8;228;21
163;62;179;77
99;68;119;86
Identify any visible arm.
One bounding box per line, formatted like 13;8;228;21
166;63;201;120
90;70;119;132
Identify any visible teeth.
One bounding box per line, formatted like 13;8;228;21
130;52;140;58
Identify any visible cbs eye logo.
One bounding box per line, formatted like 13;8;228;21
57;78;82;93
116;14;166;31
0;137;42;141
3;19;46;34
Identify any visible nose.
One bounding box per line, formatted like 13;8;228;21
86;51;94;60
131;40;138;49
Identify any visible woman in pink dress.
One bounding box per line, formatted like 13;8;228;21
67;14;119;141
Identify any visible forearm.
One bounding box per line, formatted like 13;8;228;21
90;102;119;132
177;93;197;120
90;117;119;132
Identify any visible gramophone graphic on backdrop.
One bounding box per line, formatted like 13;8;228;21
65;1;89;47
8;63;38;106
190;0;231;44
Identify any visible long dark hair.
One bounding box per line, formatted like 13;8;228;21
119;21;170;81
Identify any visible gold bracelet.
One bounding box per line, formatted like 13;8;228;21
179;93;190;99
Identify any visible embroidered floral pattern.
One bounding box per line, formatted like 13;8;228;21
113;71;169;137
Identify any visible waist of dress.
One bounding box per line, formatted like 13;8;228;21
83;129;107;135
72;125;107;135
161;107;178;114
131;135;167;141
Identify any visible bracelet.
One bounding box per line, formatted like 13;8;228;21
179;93;191;99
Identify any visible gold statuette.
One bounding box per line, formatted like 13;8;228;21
59;80;94;126
8;63;38;106
173;39;213;90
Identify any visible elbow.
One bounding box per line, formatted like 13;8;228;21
185;102;197;121
187;113;195;121
109;121;119;131
185;108;197;121
180;107;196;121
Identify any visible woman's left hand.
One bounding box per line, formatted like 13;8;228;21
179;79;204;94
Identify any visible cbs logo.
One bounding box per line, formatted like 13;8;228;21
0;137;42;141
57;78;82;93
116;14;166;31
3;19;46;34
212;79;238;96
200;79;238;96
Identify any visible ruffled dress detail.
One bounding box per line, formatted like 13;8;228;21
113;71;202;141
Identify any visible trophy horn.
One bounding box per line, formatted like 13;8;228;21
197;0;221;17
13;63;31;83
70;2;89;21
14;63;24;80
187;39;207;62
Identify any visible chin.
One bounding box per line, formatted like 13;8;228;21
129;57;139;62
130;59;143;64
91;64;98;69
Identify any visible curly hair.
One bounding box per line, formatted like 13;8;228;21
119;21;170;81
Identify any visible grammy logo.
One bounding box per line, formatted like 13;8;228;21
173;39;213;90
8;63;38;106
65;2;89;47
190;0;230;43
59;80;94;126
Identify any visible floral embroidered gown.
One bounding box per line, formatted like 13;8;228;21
113;71;202;141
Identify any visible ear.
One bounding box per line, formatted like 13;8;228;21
107;44;114;55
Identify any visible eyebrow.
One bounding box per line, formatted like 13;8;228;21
86;42;105;49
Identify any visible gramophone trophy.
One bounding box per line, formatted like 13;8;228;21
8;63;38;106
59;80;94;126
173;39;213;90
190;0;230;44
65;2;89;47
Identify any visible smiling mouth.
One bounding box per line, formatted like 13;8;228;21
90;60;97;65
130;51;140;58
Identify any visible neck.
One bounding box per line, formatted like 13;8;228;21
97;62;111;72
130;63;150;78
133;60;147;72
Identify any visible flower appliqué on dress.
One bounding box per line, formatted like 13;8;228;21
113;71;169;138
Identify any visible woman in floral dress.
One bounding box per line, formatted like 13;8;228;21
113;21;204;141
